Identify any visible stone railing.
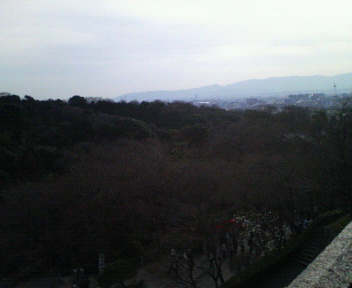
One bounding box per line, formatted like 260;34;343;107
288;220;352;288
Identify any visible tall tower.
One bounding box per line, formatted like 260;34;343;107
333;83;337;96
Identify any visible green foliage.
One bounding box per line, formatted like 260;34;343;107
183;113;208;126
0;104;26;143
68;95;87;108
0;148;17;174
170;141;189;158
325;213;352;234
0;133;12;148
181;124;209;147
98;258;139;288
117;118;154;140
0;169;10;186
0;95;21;104
24;95;35;102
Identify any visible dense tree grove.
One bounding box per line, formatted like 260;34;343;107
0;94;351;283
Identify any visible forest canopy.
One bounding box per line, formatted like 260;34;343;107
0;94;351;282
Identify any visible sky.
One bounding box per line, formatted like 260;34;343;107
1;0;352;100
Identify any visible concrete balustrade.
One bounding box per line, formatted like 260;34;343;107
288;220;352;288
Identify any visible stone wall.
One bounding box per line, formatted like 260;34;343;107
288;220;352;288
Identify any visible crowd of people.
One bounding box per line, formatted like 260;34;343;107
167;212;302;277
163;210;318;288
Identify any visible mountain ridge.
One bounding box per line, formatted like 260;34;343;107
115;73;352;102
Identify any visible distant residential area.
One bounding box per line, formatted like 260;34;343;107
192;92;352;110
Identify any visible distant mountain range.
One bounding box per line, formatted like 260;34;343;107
115;73;352;102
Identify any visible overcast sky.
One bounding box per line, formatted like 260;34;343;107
1;0;352;100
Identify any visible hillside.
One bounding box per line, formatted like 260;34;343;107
1;94;352;286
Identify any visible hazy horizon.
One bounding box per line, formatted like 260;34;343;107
1;0;352;100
